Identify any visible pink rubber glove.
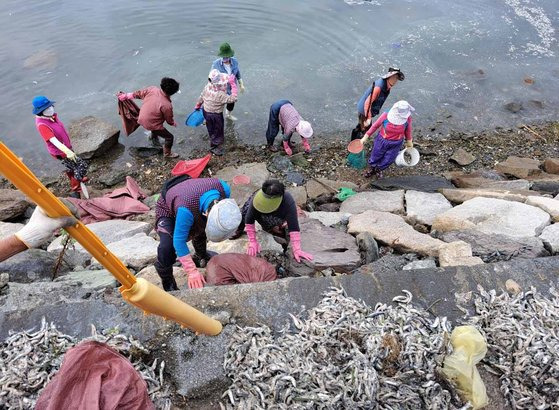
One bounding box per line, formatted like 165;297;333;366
195;102;202;110
245;224;261;256
178;255;206;289
301;138;311;153
229;75;238;96
289;231;313;263
118;92;134;102
282;141;293;156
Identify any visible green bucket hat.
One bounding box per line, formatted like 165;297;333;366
253;189;282;213
217;42;235;58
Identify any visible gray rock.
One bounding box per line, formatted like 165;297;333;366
305;178;358;199
287;186;307;207
318;202;341;212
371;175;454;193
306;212;351;227
438;241;484;267
288;219;361;276
405;190;452;226
531;180;559;196
432;197;551;238
452;175;531;190
214;162;270;188
450;148;476;166
54;269;118;290
437;230;549;262
68;116;120;159
526;196;559;222
504;102;523;113
204;231;283;254
98;168;129;187
356;232;379;264
91;233;158;270
0;249;67;282
495;156;541;179
348;210;445;256
355;254;414;273
539;224;559;254
441;188;538;204
0;221;24;237
268;154;295;173
142;194;161;209
48;220;153;268
285;171;305;186
0;190;31;221
403;259;437;270
340;190;405;214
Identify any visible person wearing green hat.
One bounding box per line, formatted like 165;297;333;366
235;180;313;263
211;42;245;121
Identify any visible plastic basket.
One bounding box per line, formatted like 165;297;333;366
347;151;367;169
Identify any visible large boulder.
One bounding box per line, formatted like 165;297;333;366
495;156;541;179
340;190;405;214
452;173;531;190
0;190;31;221
348;210;445;256
356;232;379;264
306;212;351;227
68;116;120;159
440;188;539;204
0;249;67;282
287;219;361;276
438;241;484;267
405;190;452;225
0;221;24;237
436;230;549;262
48;220;153;268
305;178;358;199
54;269;118;290
214;162;269;207
432;197;550;238
371;175;454;193
525;196;559;222
91;233;158;270
539;224;559;254
287;186;308;207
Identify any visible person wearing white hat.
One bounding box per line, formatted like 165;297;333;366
360;100;415;178
265;99;314;156
154;176;241;291
352;67;405;141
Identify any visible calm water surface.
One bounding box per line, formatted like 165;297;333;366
0;0;558;175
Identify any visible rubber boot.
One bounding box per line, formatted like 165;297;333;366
155;263;179;291
226;110;237;121
149;132;162;147
67;172;82;197
163;146;179;158
282;140;293;156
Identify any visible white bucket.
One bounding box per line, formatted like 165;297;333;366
395;147;420;167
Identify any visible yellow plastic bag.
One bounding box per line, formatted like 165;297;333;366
442;325;488;409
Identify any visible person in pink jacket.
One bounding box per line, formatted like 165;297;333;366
360;100;415;178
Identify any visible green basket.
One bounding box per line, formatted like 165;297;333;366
347;151;367;169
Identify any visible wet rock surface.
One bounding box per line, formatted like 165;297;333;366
371;175;454;193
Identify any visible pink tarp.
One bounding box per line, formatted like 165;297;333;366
206;253;277;286
66;176;149;224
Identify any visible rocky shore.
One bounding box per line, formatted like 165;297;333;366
1;119;559;408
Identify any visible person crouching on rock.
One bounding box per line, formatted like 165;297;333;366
33;96;89;199
154;176;241;291
265;100;313;155
235;179;313;263
194;69;238;156
360;100;414;179
351;67;405;141
118;77;180;158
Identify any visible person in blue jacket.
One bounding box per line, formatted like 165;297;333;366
154;176;241;291
211;42;245;121
351;67;405;141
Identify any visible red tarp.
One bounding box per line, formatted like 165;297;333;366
171;154;212;178
206;253;277;286
36;341;154;410
66;176;149;224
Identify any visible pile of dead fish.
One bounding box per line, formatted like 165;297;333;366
0;319;171;410
222;288;465;409
468;286;559;409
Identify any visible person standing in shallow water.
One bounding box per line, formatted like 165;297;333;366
360;100;415;179
118;77;180;158
211;42;245;121
351;67;405;141
32;96;89;198
195;69;238;156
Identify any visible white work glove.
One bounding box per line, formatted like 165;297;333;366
239;79;246;94
364;118;372;127
15;206;77;248
61;146;77;161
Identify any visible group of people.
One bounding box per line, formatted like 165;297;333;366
25;43;418;292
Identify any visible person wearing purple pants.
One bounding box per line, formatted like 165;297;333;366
195;69;238;156
360;101;415;178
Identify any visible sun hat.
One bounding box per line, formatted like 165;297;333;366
296;120;313;139
217;42;235;58
253;189;283;214
208;69;228;87
205;198;242;242
387;100;415;125
382;67;405;81
32;96;55;115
